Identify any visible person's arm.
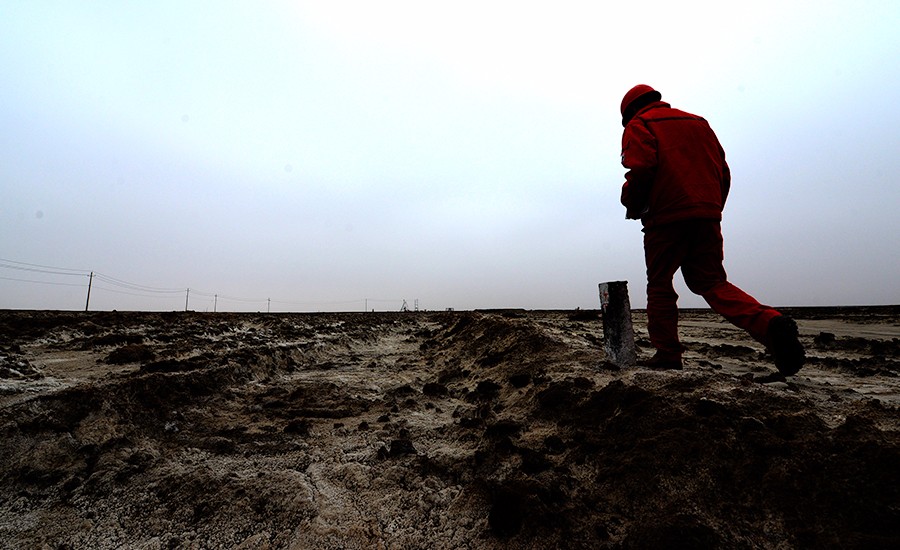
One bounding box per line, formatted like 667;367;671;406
620;120;657;219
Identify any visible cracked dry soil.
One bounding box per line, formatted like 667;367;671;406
1;307;898;549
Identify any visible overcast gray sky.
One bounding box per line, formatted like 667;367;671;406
2;1;898;312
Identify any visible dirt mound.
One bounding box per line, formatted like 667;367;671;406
0;308;898;548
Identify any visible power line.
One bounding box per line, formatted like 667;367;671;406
92;272;184;294
0;262;90;277
0;258;415;312
191;290;266;303
0;275;88;288
90;283;188;300
0;257;90;274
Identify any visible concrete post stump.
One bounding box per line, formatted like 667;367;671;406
599;281;637;367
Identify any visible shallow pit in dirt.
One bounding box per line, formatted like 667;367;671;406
1;307;898;548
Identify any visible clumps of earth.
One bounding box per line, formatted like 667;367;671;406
0;307;898;548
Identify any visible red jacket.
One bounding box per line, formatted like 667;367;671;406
620;101;731;229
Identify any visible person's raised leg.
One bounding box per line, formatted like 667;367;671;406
682;220;804;374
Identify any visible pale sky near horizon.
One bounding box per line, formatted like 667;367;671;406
2;1;898;312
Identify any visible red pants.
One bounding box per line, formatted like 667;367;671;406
643;219;780;357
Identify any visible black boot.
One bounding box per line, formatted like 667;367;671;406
638;351;683;370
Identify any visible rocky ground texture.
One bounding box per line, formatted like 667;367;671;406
0;307;898;549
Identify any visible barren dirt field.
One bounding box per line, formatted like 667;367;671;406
1;307;898;549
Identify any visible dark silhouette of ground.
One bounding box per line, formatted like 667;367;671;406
1;307;898;548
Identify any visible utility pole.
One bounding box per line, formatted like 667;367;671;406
185;288;190;311
214;294;217;313
84;271;93;312
267;298;271;313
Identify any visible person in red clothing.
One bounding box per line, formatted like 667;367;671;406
619;84;805;375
